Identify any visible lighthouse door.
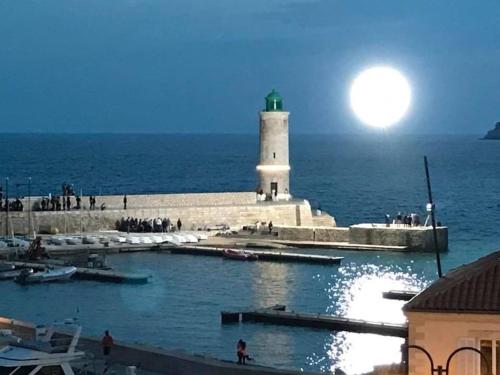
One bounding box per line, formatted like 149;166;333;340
270;182;278;197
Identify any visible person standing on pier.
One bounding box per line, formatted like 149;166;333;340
123;195;127;210
177;218;182;232
101;330;114;358
237;339;244;364
66;196;71;210
76;195;81;209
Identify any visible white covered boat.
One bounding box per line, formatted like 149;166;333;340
127;236;141;244
172;234;187;243
184;234;199;243
15;266;77;285
0;320;85;375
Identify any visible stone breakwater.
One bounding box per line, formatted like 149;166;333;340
276;223;448;251
0;192;315;235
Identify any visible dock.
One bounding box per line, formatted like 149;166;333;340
165;246;343;265
221;306;408;338
382;290;418;301
2;261;149;284
272;240;408;252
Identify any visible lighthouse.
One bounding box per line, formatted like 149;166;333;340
257;89;291;201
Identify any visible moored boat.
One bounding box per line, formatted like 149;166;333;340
15;266;77;285
0;268;33;281
0;319;85;375
222;248;258;261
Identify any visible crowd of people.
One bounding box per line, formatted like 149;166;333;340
117;217;183;233
385;212;422;227
0;187;24;211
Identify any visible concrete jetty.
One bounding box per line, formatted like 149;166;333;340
165;245;343;265
3;260;149;284
221;306;408;338
382;290;419;301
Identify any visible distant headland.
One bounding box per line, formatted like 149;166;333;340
483;122;500;139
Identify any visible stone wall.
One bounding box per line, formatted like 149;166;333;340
275;224;448;251
21;192;257;211
276;226;349;242
0;199;313;235
349;224;448;251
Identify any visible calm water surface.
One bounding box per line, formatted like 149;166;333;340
0;134;499;374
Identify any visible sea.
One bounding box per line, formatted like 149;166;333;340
0;133;499;374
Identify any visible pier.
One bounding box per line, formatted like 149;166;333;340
2;260;149;284
221;306;408;338
165;245;343;265
382;290;418;301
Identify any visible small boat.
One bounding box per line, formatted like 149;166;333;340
0;268;33;281
127;236;141;245
184;234;199;243
0;264;15;272
172;234;187;243
82;236;98;244
222;249;258;261
15;266;77;284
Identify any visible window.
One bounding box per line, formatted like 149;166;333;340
479;339;500;375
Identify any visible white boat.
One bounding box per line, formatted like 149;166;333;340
110;235;127;243
172;234;187;243
127;236;140;245
15;266;77;285
184;234;199;243
65;237;79;245
0;320;85;375
151;235;164;244
82;236;97;245
161;234;173;242
48;237;64;246
140;236;153;244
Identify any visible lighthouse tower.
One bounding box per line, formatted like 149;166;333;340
257;89;291;201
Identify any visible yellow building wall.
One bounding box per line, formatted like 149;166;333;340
406;311;500;375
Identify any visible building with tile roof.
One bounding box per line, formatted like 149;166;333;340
403;251;500;375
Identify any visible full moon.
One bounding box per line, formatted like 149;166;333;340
350;66;411;128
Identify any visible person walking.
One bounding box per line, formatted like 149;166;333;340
123;195;127;210
177;218;182;232
268;221;273;234
101;330;114;358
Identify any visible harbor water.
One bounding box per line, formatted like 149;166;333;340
0;134;499;374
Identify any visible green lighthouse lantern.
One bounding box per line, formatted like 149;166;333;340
265;89;283;112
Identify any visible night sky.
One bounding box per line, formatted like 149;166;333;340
1;0;499;134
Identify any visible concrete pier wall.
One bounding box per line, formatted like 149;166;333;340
277;226;349;242
348;224;448;251
276;224;448;251
20;192;258;211
0;193;314;234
